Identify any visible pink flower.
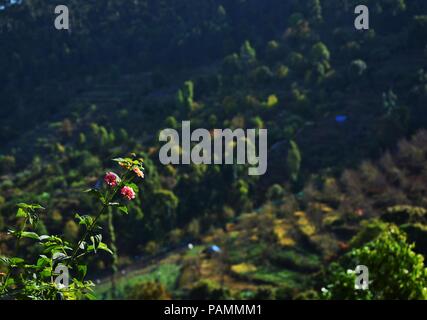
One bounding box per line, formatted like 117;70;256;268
121;186;136;201
133;167;144;179
104;172;120;187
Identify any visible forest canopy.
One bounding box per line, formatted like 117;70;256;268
1;0;427;300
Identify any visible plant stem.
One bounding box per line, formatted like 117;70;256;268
1;217;28;292
69;186;119;265
68;171;132;265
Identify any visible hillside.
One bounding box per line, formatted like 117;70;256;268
1;0;427;300
90;130;427;299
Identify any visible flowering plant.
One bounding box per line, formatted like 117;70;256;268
0;155;145;300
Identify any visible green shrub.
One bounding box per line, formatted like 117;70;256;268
322;225;427;300
126;281;171;300
188;280;230;300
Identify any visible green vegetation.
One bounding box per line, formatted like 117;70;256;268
96;263;181;300
1;0;427;300
0;156;145;299
322;225;427;300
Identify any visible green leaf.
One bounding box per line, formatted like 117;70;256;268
16;208;27;218
9;257;25;266
52;252;68;262
98;242;113;254
75;214;94;228
17;203;44;211
87;242;112;255
15;204;44;226
79;241;87;250
40;267;52;278
21;231;40;240
77;264;88;278
36;256;51;268
5;277;15;287
118;205;128;215
17;203;32;210
0;256;11;266
124;182;139;194
84;189;106;203
30;204;45;210
85;293;97;300
90;234;102;253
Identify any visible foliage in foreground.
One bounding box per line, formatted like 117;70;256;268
321;224;427;300
0;155;144;300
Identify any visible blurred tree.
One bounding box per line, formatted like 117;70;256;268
275;65;289;79
310;42;330;62
240;40;256;65
188;279;230;299
287;140;302;183
78;133;87;145
165;116;178;129
266;184;285;201
308;0;323;23
126;281;171;300
60;119;74;138
187;219;201;239
222;53;241;76
349;59;367;78
177;81;195;111
0;155;16;173
251;66;273;83
118;128;129;142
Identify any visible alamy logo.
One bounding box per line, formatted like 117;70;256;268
354;265;369;290
159;121;267;176
354;5;369;30
54;5;69;30
54;264;69;289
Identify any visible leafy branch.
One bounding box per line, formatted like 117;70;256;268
0;155;145;300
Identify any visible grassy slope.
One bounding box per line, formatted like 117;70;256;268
93;130;427;299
